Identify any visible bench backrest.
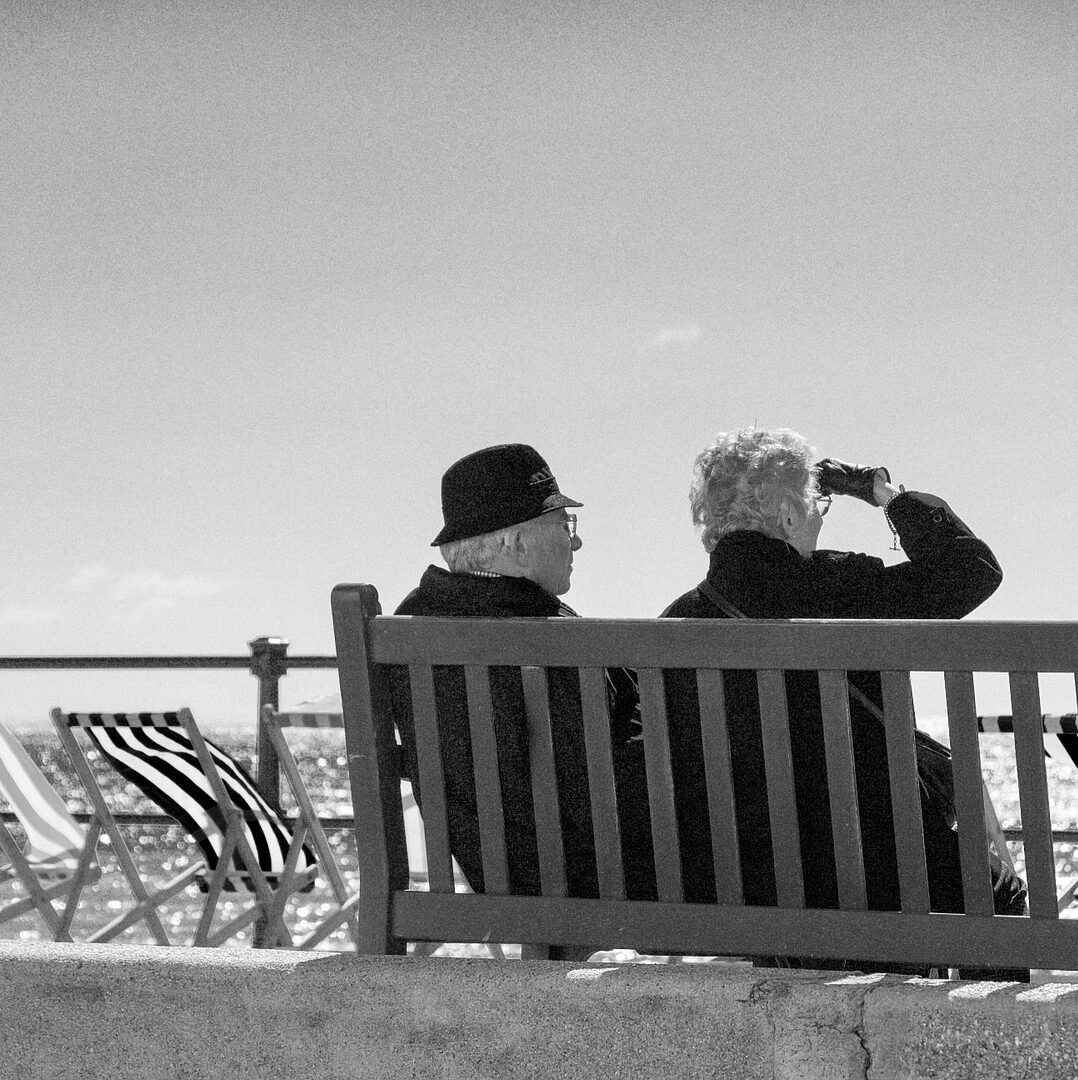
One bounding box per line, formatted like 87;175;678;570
331;582;1078;969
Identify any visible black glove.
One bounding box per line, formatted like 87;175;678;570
814;458;891;506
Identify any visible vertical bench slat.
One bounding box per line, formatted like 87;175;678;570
696;669;742;904
756;670;804;909
463;665;510;895
881;671;930;912
579;668;625;899
408;664;456;894
1011;671;1057;919
638;668;683;903
817;670;866;910
333;583;407;953
944;670;995;917
521;667;568;898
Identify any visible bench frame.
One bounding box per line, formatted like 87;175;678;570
332;582;1078;970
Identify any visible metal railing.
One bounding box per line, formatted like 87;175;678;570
0;637;337;810
4;642;1078;848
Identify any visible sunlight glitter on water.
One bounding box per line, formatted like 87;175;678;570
3;730;1078;950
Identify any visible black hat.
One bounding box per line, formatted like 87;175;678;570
431;444;582;546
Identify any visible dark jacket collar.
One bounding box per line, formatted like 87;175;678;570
395;565;578;618
709;529;802;571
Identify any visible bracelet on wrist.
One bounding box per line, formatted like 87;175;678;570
883;485;906;550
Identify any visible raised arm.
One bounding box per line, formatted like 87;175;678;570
811;486;1002;619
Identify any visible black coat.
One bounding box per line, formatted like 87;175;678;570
660;491;1013;914
667;490;1003;622
385;566;654;899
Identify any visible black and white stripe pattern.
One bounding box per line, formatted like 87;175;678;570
67;712;316;876
273;712;343;730
977;713;1078;734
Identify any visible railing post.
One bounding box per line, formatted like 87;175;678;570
249;636;289;810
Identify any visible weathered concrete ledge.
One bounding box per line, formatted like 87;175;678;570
1;941;1075;1080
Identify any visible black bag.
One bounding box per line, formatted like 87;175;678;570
912;730;957;828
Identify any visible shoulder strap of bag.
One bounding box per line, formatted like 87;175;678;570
697;579;890;722
696;579;747;619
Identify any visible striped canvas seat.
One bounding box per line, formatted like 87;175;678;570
978;713;1078;735
0;720;101;940
51;708;318;948
84;716;316;883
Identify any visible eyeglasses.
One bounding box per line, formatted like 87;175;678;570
814;494;832;517
564;514;577;538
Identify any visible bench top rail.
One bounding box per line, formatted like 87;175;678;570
361;614;1078;672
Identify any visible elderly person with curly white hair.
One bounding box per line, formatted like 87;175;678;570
678;427;1001;613
660;427;1027;977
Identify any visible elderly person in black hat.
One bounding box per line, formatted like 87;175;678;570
421;443;584;609
385;444;656;922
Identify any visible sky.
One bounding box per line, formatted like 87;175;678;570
2;1;1076;730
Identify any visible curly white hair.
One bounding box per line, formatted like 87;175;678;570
689;427;819;551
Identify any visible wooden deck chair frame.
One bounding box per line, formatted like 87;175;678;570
0;720;101;940
260;705;362;949
0;816;102;941
50;708;316;948
262;705;504;957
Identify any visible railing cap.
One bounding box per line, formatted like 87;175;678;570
248;636;289;651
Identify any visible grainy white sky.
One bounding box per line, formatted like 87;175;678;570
2;1;1075;727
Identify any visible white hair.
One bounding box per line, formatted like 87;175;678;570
439;526;515;572
690;427;819;552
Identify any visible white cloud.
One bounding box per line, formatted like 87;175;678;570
0;604;62;625
649;323;703;350
66;563;111;591
113;572;229;614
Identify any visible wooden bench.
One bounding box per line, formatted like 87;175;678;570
331;583;1078;972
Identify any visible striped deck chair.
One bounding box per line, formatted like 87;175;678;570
262;704;501;956
260;706;362;949
0;721;100;940
50;708;318;948
979;712;1078;912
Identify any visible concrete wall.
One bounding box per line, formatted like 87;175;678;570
1;942;1075;1080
